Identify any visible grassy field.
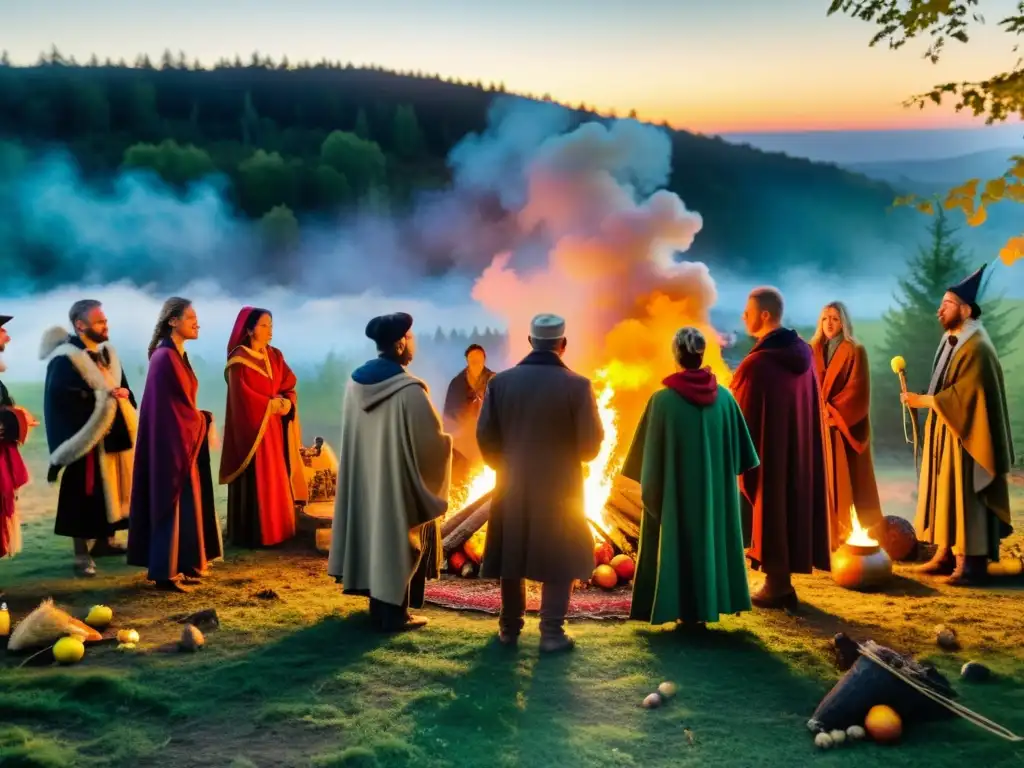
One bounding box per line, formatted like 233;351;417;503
2;378;1024;767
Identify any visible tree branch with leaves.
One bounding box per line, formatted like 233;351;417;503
828;0;1024;265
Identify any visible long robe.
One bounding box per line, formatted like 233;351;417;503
476;351;604;583
219;345;307;548
41;333;137;540
811;337;884;549
327;358;452;608
442;366;495;481
0;380;31;558
731;328;830;574
127;339;221;581
914;323;1014;559
622;371;760;625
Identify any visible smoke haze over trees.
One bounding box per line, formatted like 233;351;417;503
0;49;929;296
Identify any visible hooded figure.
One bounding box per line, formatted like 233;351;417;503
328;313;453;632
901;264;1015;585
621;327;759;628
1;315;38;559
731;287;831;609
219;306;307;549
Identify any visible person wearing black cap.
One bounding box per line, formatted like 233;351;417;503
40;300;138;577
1;315;40;560
327;312;453;632
475;313;604;653
901;264;1015;585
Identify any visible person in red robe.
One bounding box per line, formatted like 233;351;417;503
731;287;830;609
219;307;307;548
1;314;39;560
127;297;221;592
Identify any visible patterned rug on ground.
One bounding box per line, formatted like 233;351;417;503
423;577;632;619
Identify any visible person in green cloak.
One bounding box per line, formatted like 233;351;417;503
621;326;760;628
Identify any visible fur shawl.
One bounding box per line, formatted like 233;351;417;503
39;326;136;468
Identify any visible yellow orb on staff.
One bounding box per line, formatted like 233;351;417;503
890;355;906;374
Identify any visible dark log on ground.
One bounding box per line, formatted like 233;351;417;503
442;496;492;555
441;490;493;538
439;477;646;559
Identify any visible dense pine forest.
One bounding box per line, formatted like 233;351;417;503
0;47;921;289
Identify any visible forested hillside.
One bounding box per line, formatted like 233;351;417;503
0;48;919;289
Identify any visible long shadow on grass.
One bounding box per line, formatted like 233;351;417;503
627;624;831;764
403;636;583;768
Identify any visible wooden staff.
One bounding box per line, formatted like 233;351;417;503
891;356;920;471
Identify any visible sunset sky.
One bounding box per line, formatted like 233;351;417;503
4;0;1022;134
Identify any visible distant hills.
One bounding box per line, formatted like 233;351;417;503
845;147;1021;189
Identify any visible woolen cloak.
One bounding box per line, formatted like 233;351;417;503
219;330;307;548
40;330;137;540
476;351;604;584
914;323;1014;559
127;338;221;581
0;379;31;558
622;369;759;625
328;358;452;607
811;337;884;548
731;328;830;574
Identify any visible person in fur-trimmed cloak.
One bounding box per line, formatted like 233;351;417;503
1;315;40;560
41;300;138;577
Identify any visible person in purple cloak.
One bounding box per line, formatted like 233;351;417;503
127;297;222;592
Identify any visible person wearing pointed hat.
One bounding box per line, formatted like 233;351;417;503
40;300;138;578
901;264;1015;586
219;307;307;550
475;313;604;653
1;315;40;559
328;312;453;632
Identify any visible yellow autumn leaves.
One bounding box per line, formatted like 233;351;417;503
893;155;1024;266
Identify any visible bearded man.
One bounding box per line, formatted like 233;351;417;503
1;315;40;560
730;287;830;609
328;312;453;631
41;300;138;577
902;265;1015;586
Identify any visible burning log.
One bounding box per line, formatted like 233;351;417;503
442;492;492;556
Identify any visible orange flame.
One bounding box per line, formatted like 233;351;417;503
845;504;878;547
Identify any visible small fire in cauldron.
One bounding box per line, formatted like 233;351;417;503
831;505;893;590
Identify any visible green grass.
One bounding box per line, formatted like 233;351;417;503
3;383;1024;766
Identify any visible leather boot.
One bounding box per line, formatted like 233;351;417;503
913;546;955;575
945;555;989;587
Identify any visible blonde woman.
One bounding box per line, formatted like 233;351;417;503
810;301;883;550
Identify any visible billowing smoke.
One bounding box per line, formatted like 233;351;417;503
465;113;728;438
0;96;923;401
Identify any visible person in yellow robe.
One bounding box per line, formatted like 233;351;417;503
901;265;1015;586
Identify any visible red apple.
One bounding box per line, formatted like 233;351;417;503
449;551;466;571
610;554;635;581
594;541;614;566
592;564;618;590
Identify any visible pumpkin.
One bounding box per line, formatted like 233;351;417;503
463;534;485;564
610;554;635;580
591;564;617;589
865;704;902;743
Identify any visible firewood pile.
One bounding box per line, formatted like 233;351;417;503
441;476;644;583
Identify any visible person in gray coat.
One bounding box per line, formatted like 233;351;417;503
476;313;604;653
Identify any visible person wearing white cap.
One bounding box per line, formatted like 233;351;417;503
476;313;604;653
1;315;40;560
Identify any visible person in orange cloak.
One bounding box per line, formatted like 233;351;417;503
809;301;884;550
219;307;308;548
